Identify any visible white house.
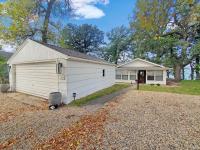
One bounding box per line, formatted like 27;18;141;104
7;39;115;104
116;58;169;85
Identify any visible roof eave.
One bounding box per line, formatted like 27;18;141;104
7;39;30;64
67;56;116;66
117;58;169;69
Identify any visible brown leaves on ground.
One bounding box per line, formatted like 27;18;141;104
0;93;48;123
0;104;47;123
37;101;120;150
0;138;19;149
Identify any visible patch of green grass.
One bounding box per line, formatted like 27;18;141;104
69;84;130;106
140;80;200;95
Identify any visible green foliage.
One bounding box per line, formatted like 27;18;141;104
103;26;133;64
131;0;200;80
140;80;200;95
0;0;72;43
0;56;8;83
191;40;200;56
0;56;5;65
131;0;174;60
69;84;130;106
195;64;200;72
0;0;35;42
59;24;104;53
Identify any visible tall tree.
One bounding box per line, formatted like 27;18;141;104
131;0;173;60
0;0;35;43
165;0;200;81
131;0;200;81
103;26;133;64
59;24;104;54
191;40;200;79
0;0;72;43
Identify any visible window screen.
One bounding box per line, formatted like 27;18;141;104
130;70;136;80
147;71;154;80
122;70;128;80
155;71;163;81
116;70;122;80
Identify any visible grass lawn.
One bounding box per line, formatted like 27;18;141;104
140;80;200;95
69;84;130;106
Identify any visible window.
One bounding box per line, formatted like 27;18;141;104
155;71;163;81
130;70;136;80
147;71;154;80
102;69;105;77
122;70;128;80
116;70;122;80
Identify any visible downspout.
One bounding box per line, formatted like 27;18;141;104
56;59;60;93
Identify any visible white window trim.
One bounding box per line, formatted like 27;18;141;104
147;70;163;81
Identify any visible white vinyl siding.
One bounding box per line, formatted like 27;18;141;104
8;40;66;64
65;60;115;103
16;62;58;98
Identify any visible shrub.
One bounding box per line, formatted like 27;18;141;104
0;57;9;84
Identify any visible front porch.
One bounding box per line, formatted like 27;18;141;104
115;69;167;85
115;58;168;85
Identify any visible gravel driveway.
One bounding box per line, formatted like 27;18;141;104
102;91;200;149
1;90;200;149
0;93;88;149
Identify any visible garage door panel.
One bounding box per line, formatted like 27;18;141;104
16;77;58;83
16;62;58;98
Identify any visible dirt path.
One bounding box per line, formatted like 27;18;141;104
82;86;133;112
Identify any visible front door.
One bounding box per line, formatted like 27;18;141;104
138;70;146;83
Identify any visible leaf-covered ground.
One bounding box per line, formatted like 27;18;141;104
37;100;119;150
1;89;200;149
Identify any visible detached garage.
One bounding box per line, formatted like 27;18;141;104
8;39;115;104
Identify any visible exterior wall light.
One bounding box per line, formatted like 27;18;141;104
73;92;76;100
56;63;63;74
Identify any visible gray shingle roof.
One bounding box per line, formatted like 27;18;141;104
0;51;13;60
32;40;112;65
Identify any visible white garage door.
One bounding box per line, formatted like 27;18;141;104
16;62;58;98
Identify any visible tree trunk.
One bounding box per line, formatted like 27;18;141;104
114;59;118;65
174;64;182;82
182;67;185;80
190;63;194;80
196;56;200;80
167;70;170;78
42;0;55;43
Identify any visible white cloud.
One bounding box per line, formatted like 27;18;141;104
71;0;109;19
